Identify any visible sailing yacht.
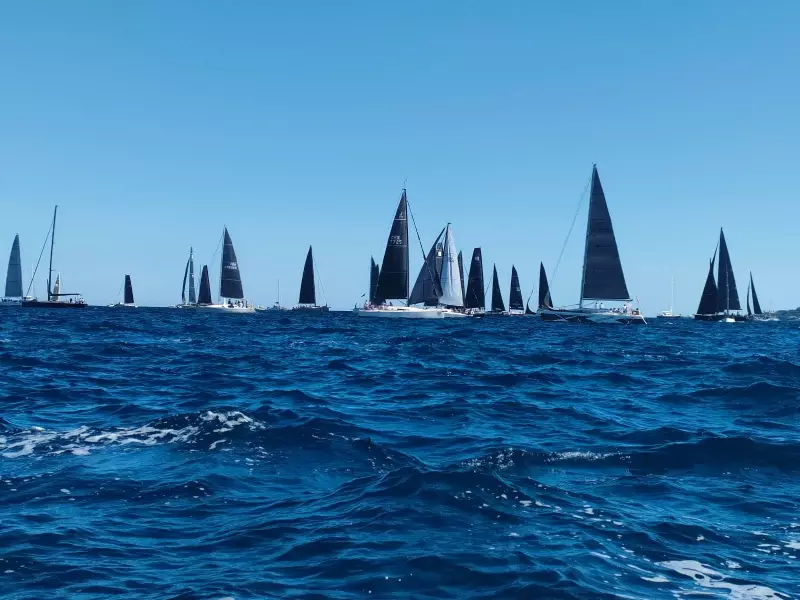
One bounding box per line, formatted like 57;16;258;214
694;229;746;322
463;248;485;315
2;235;33;305
293;246;330;313
109;275;136;308
539;166;645;324
747;273;774;321
657;275;681;319
187;227;254;313
483;264;507;316
526;262;553;315
176;247;197;308
358;189;467;318
508;266;525;315
23;206;87;309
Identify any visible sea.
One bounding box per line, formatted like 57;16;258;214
1;309;798;600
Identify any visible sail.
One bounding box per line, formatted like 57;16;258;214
750;273;762;315
124;275;134;305
5;235;23;297
538;262;553;309
491;265;505;312
464;248;485;310
220;228;244;299
746;280;752;317
409;227;444;305
716;229;741;312
298;246;316;305
509;266;524;310
188;250;196;304
525;301;535;315
198;265;212;305
53;274;61;297
374;190;409;303
458;251;465;301
369;257;380;304
181;256;190;304
581;166;630;301
696;250;718;315
439;224;463;307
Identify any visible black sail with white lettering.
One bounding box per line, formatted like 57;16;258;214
538;262;553;309
491;265;505;312
509;265;524;310
464;248;485;310
409;227;444;306
124;275;134;305
198;265;213;305
299;246;316;305
696;251;718;315
5;234;23;298
369;257;379;304
716;229;740;312
220;228;244;299
374;191;409;303
582;166;630;301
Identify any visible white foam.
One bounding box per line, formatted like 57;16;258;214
658;560;789;599
641;575;669;583
519;500;532;507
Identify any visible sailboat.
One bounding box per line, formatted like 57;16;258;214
176;247;197;308
23;206;87;309
539;166;645;324
358;189;467;318
293;246;330;313
693;229;746;322
187;227;254;313
508;265;525;315
458;251;466;302
463;248;485;315
657;275;681;319
109;275;136;308
526;262;552;315
369;256;380;304
2;235;33;305
484;264;506;316
747;273;774;321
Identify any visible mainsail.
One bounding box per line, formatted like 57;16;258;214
509;265;524;311
220;228;244;299
457;251;465;301
696;249;718;315
716;229;740;312
5;234;23;298
464;248;485;310
124;275;134;305
750;273;762;315
439;224;463;307
53;273;61;297
581;166;630;302
374;190;409;303
299;246;316;305
198;265;212;305
182;248;197;304
409;227;444;306
369;257;380;304
538;262;553;309
491;265;505;312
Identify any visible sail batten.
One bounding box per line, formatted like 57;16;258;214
220;228;244;299
198;265;212;305
581;166;630;301
464;248;485;310
124;275;134;305
5;234;23;298
491;265;505;312
716;229;741;312
409;227;444;306
374;191;409;303
509;266;524;311
298;246;316;305
538;262;553;309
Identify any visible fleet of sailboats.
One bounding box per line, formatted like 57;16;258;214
694;229;747;322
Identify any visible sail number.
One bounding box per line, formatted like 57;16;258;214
388;235;404;246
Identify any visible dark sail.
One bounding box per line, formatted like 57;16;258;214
491;264;505;312
369;257;379;304
746;281;752;317
124;275;134;305
582;166;630;301
464;248;485;309
696;250;718;315
5;234;23;298
525;301;535;315
298;246;316;305
716;229;740;312
182;256;189;304
538;262;553;309
374;190;409;303
188;251;196;304
750;273;762;315
220;228;244;299
198;265;212;305
409;227;444;306
458;251;465;301
509;265;524;310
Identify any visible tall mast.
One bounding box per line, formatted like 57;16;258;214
48;205;58;301
578;167;594;309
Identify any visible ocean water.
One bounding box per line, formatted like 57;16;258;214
1;309;798;600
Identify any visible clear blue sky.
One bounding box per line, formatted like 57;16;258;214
1;2;798;312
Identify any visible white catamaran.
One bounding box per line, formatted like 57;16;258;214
539;165;645;324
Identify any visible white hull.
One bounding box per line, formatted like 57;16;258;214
357;305;469;319
183;304;255;313
540;307;646;325
109;303;137;308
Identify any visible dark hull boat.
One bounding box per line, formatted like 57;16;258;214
293;246;329;313
539;166;645;324
23;206;87;309
694;229;745;322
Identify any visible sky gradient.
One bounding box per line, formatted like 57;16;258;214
1;2;798;313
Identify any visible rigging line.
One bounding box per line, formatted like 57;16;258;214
314;263;328;306
25;220;53;298
406;193;438;306
548;172;593;293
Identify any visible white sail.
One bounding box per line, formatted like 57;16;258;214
53;273;61;298
438;224;463;307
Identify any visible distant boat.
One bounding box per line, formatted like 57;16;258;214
369;256;380;305
176;247;197;308
109;275;136;308
747;272;775;321
527;262;552;315
187;227;254;313
657;275;681;319
1;234;33;306
539;166;645;324
358;189;467;318
694;229;746;322
483;264;506;316
508;265;525;315
23;206;87;309
293;246;329;313
463;248;485;315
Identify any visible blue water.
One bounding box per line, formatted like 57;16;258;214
1;310;798;599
